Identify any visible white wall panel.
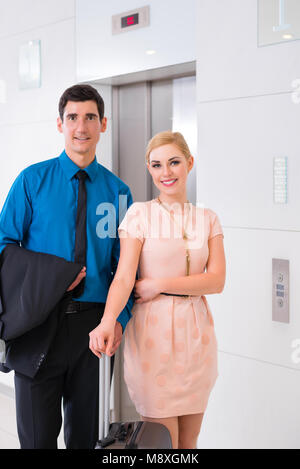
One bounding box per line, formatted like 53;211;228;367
0;19;76;127
0;0;75;39
198;352;300;449
197;93;300;230
197;0;300;448
76;0;196;82
196;0;300;101
208;227;300;370
0;121;64;209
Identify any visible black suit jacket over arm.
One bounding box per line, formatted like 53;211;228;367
0;244;83;377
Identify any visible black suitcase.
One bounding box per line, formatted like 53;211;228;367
95;353;172;449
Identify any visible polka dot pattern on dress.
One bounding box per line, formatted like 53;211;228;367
121;202;222;418
156;375;166;387
145;338;154;349
120;200;222;418
201;333;210;345
141;362;150;373
174;364;185;375
175;342;185;352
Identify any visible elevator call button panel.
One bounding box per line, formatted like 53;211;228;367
272;258;289;323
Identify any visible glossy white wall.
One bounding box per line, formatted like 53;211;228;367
197;0;300;449
197;0;300;100
75;0;196;82
197;93;300;230
198;352;300;449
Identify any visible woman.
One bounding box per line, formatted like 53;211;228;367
89;131;226;449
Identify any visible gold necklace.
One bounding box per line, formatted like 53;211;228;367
156;197;191;276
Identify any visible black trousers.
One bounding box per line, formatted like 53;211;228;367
14;303;113;449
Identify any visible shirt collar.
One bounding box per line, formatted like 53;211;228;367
59;150;98;182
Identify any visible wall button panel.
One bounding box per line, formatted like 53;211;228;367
272;258;289;323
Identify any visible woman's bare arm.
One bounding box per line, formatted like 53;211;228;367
89;237;142;356
102;237;142;321
156;234;226;296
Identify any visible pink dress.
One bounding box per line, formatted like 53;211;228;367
118;200;224;418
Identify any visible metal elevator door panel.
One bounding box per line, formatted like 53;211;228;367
149;77;197;203
117;82;152;203
116;77;197;205
151;79;173;137
114;82;152;421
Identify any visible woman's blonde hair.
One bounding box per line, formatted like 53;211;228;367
145;131;192;164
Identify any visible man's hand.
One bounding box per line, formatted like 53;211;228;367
67;267;86;291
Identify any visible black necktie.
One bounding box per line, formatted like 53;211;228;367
73;169;88;298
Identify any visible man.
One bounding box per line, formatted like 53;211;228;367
0;84;133;449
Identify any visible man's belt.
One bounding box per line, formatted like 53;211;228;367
62;299;103;313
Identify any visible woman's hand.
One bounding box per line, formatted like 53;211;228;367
89;317;116;358
134;278;161;303
110;322;123;356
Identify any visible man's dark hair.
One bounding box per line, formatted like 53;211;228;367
59;84;105;122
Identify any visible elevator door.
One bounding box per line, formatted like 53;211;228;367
114;75;197;421
116;75;197;204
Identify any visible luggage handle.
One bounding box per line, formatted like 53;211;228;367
99;353;111;441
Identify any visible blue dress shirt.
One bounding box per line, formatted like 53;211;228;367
0;150;134;331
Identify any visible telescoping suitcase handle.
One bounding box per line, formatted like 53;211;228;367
97;353;135;449
99;353;111;442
